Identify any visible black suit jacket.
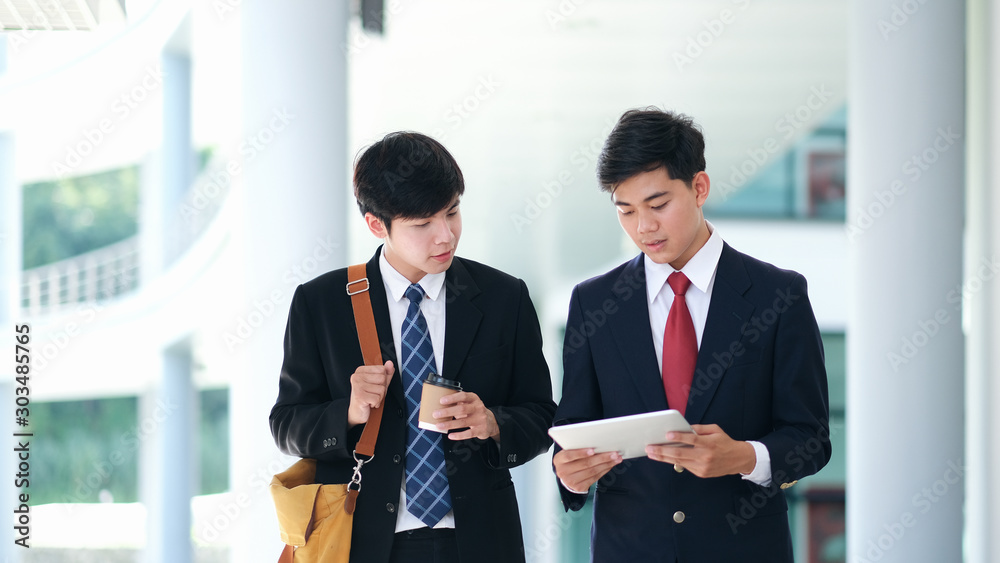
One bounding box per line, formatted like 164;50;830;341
554;243;831;563
271;247;556;563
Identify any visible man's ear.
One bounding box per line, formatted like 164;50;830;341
692;171;711;207
365;213;388;238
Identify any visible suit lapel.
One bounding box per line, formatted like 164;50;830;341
608;255;670;413
364;247;406;409
442;257;483;382
684;243;755;424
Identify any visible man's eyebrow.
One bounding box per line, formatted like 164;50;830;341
613;191;670;207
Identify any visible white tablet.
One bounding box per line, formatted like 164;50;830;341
548;409;695;460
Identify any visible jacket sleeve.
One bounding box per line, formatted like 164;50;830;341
481;279;557;470
552;285;603;511
269;285;360;461
758;273;832;485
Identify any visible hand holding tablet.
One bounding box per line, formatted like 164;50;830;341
548;409;696;460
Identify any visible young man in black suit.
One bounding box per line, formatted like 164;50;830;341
552;109;831;562
271;132;555;563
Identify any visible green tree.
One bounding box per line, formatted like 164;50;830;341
22;166;140;269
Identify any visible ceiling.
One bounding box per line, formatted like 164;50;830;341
0;0;125;31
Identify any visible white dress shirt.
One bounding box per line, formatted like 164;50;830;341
378;252;456;531
644;222;771;486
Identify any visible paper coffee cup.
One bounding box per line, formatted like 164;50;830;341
418;373;462;432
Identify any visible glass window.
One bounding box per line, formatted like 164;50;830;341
707;106;847;221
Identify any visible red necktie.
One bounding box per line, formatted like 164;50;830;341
662;272;697;415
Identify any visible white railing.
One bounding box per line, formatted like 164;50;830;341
20;237;139;316
164;154;232;266
19;152;233;316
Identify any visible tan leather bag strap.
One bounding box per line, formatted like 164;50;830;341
347;263;385;458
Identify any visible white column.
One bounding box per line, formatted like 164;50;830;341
141;339;196;563
140;15;194;282
846;1;965;562
232;3;349;562
0;34;24;563
965;0;1000;561
0;37;20;330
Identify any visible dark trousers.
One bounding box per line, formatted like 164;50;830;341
388;528;459;563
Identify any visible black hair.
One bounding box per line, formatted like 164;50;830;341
596;108;706;193
353;131;465;230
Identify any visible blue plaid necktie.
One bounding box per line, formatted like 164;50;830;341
401;284;452;526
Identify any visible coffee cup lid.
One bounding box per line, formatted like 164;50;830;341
425;373;462;390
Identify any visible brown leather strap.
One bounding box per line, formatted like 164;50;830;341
344;488;360;515
347;263;385;458
275;265;382;561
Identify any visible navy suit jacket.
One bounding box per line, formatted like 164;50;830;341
271;247;556;563
554;243;831;563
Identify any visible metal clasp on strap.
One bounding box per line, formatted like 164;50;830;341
348;451;373;493
346;278;370;296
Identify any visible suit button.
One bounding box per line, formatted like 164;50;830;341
397;408;404;418
673;464;683;473
393;454;401;464
386;503;396;513
673;511;685;524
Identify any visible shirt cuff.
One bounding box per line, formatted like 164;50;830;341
559;477;590;495
741;441;772;487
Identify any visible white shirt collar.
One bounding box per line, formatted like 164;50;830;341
645;221;724;303
379;249;447;303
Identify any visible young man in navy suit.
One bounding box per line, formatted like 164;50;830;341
552;109;831;562
271;132;555;563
